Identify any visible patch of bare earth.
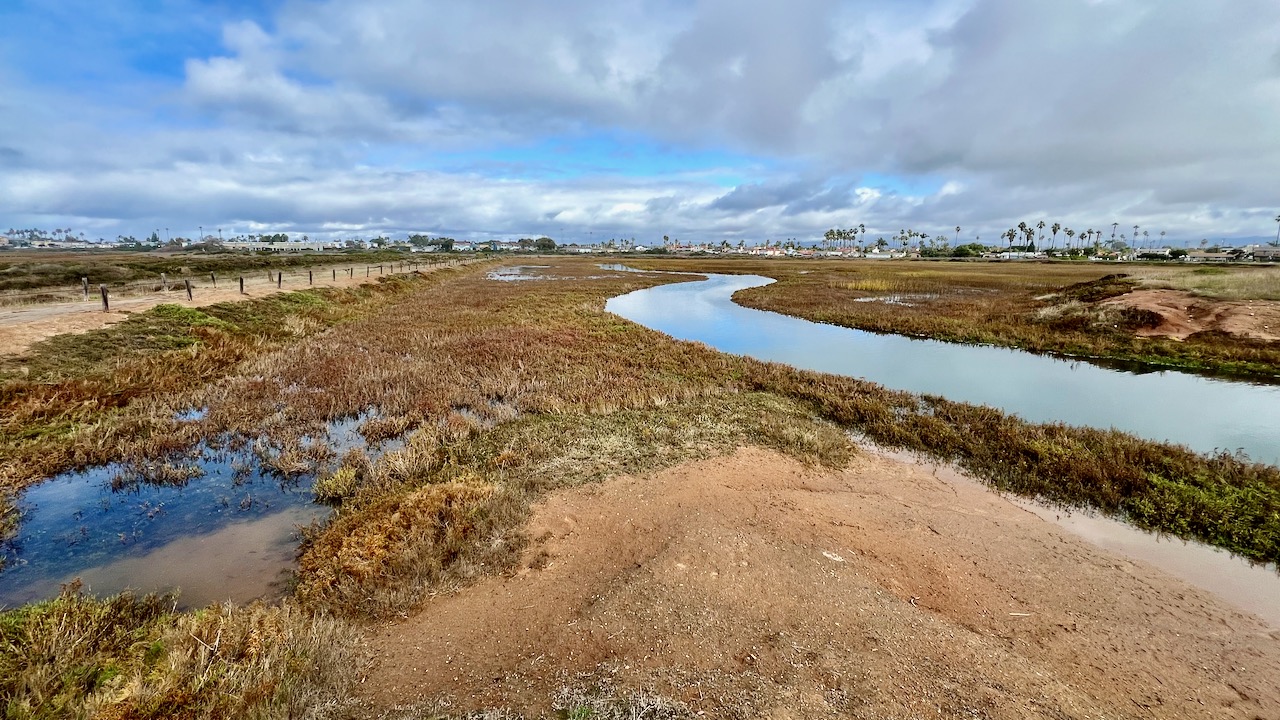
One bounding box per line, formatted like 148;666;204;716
360;448;1280;719
1105;288;1280;341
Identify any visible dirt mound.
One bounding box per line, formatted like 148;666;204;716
1104;289;1280;341
360;448;1280;718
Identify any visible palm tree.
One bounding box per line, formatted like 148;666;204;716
1160;230;1166;248
1051;222;1061;249
1133;225;1140;249
1111;223;1118;244
1274;214;1280;245
1065;228;1076;252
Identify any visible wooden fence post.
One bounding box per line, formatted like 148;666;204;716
100;285;109;312
160;272;168;292
239;276;245;294
211;272;217;288
185;279;193;301
309;270;313;285
82;277;89;300
277;272;282;288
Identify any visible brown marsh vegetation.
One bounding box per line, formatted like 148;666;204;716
1;257;1278;717
623;257;1280;379
0;248;432;300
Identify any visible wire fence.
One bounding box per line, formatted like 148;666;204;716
0;258;467;309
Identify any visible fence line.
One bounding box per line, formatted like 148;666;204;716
0;258;470;308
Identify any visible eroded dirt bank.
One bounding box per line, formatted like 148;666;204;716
360;448;1280;718
1105;288;1280;341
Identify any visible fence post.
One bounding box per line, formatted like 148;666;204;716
366;266;370;277
99;285;109;312
309;270;313;285
160;272;168;292
211;272;217;288
82;277;89;300
332;268;336;281
239;276;245;294
185;278;193;301
277;272;282;289
379;264;383;275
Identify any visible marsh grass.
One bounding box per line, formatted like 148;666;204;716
1132;264;1280;301
0;274;440;495
0;248;439;296
623;257;1280;379
4;256;1280;717
0;583;359;719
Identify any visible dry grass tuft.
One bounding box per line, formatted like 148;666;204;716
0;584;359;720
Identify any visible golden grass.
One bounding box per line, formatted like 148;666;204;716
0;584;359;719
1129;265;1280;300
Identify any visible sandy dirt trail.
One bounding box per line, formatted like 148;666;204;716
362;447;1280;719
0;259;482;357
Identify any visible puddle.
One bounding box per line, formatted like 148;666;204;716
174;407;208;422
868;445;1280;629
0;412;407;609
488;265;553;281
851;293;941;307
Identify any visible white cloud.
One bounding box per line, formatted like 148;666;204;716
3;0;1279;244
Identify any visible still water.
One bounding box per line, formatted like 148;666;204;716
607;272;1280;465
0;414;399;608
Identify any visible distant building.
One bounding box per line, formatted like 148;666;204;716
1184;251;1237;262
1253;246;1280;262
222;240;344;252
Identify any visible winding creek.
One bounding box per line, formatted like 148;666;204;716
606;268;1280;627
607;271;1280;465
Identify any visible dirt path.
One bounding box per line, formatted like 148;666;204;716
0;260;481;357
361;447;1280;719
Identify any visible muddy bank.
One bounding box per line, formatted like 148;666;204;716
360;447;1280;718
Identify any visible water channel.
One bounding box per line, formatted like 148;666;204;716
605;268;1280;627
606;271;1280;465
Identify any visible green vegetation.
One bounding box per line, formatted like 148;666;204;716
624;257;1280;379
1;257;1278;716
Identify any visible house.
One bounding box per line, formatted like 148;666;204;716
1184;251;1237;262
1252;246;1280;262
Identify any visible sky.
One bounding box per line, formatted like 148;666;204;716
2;0;1279;246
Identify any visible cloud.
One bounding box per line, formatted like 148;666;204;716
2;0;1279;244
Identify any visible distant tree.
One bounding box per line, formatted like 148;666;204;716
954;226;961;244
534;236;557;252
1274;214;1280;245
1051;222;1061;249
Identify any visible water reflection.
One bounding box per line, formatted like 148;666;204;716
607;272;1280;465
0;413;404;608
